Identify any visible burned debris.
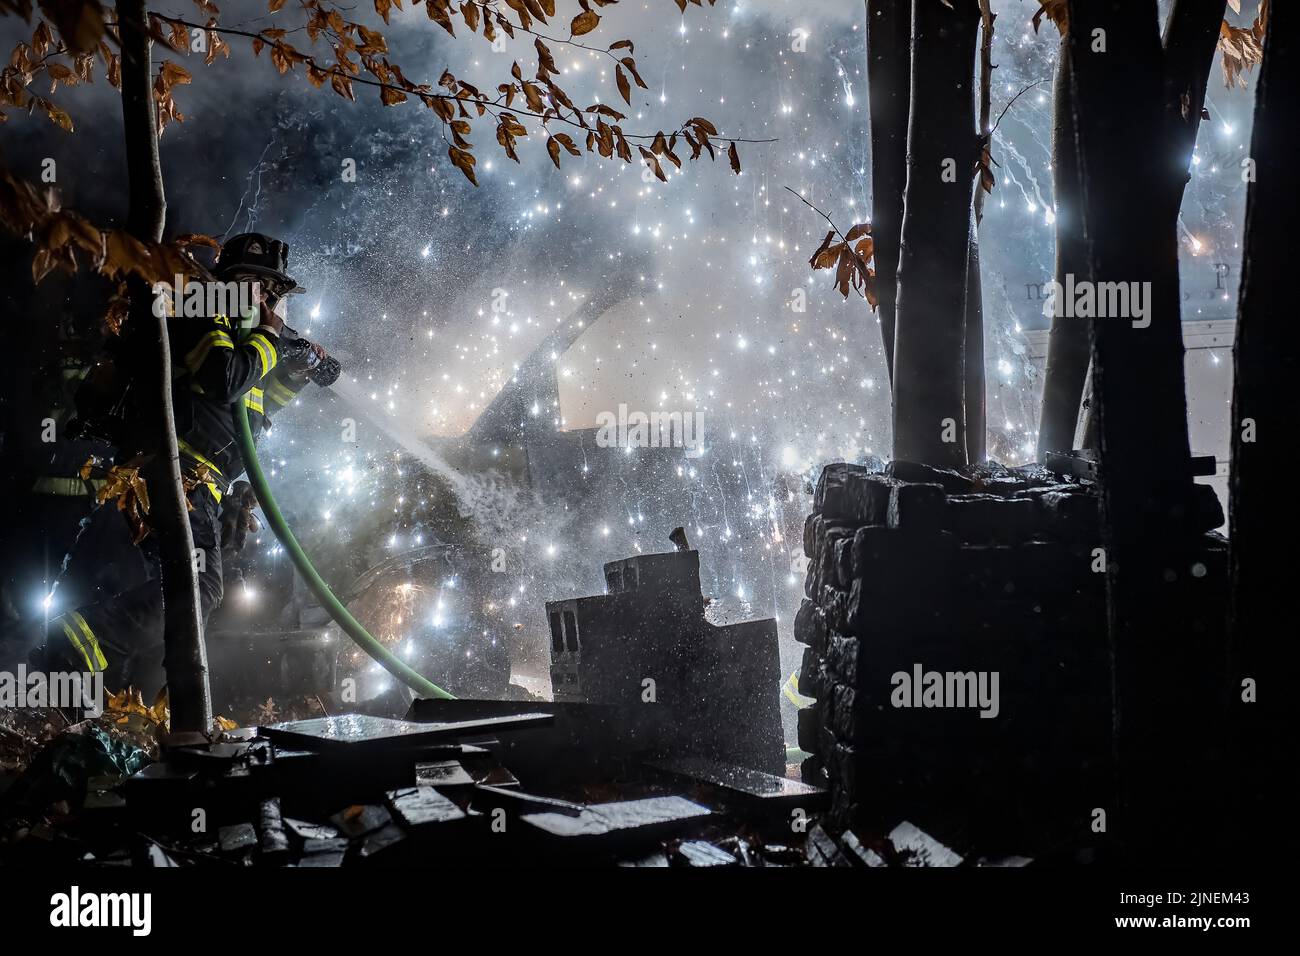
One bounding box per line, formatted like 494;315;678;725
546;545;784;775
0;544;823;867
0;453;1250;874
2;536;1065;869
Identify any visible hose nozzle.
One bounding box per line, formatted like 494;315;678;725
306;353;342;388
281;337;342;387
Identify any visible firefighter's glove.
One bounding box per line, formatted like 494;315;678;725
220;480;261;552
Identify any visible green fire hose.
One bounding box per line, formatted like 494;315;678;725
232;400;455;700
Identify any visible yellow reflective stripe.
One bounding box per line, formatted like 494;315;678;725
61;611;107;672
245;387;264;414
266;380;297;407
60;621;92;670
184;329;234;373
783;670;814;708
177;438;225;479
176;439;227;503
246;332;277;376
32;476;105;496
71;612;108;671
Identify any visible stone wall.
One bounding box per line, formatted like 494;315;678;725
795;460;1225;850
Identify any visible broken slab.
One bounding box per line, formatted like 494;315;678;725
256;798;289;862
520;795;711;850
329;803;392;839
301;837;349;856
358;823;408;861
217;822;258;855
284;818;338;844
647;756;828;815
888;821;964;868
475;765;520;789
407;698;677;782
759;843;804;867
470;784;584;818
671;840;738;867
840;830;887;867
806;823;849;867
141;840;180;868
385;787;468;830
414;759;475;793
260;713;553;753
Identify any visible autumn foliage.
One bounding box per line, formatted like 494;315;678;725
1;0;740;183
1218;0;1268;89
0;0;743;332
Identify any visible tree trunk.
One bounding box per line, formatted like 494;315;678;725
1161;0;1228;188
117;0;212;733
1037;39;1090;458
1078;360;1098;450
865;0;911;384
1229;0;1292;856
891;0;979;466
963;0;993;467
1042;4;1223;460
963;223;985;463
1067;0;1214;858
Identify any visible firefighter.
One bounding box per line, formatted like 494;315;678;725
32;233;335;691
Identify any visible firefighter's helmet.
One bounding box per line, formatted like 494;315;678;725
214;233;306;296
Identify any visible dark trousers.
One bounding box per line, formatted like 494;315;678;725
43;485;224;692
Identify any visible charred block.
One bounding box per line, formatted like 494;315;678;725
798;644;826;700
851;525;959;585
1039;489;1101;541
814;462;870;517
824;632;859;687
793;598;827;653
946;495;1042;544
815;462;898;525
887;459;975;494
834;536;854;589
796;702;823;753
888;482;947;532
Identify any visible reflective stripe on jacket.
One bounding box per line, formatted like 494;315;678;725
168;314;308;481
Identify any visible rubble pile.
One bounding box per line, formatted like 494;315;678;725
0;709;840;867
0;520;1171;867
795;460;1229;848
0;545;820;868
1;704;1015;867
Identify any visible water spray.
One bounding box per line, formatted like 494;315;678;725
231;400;455;700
